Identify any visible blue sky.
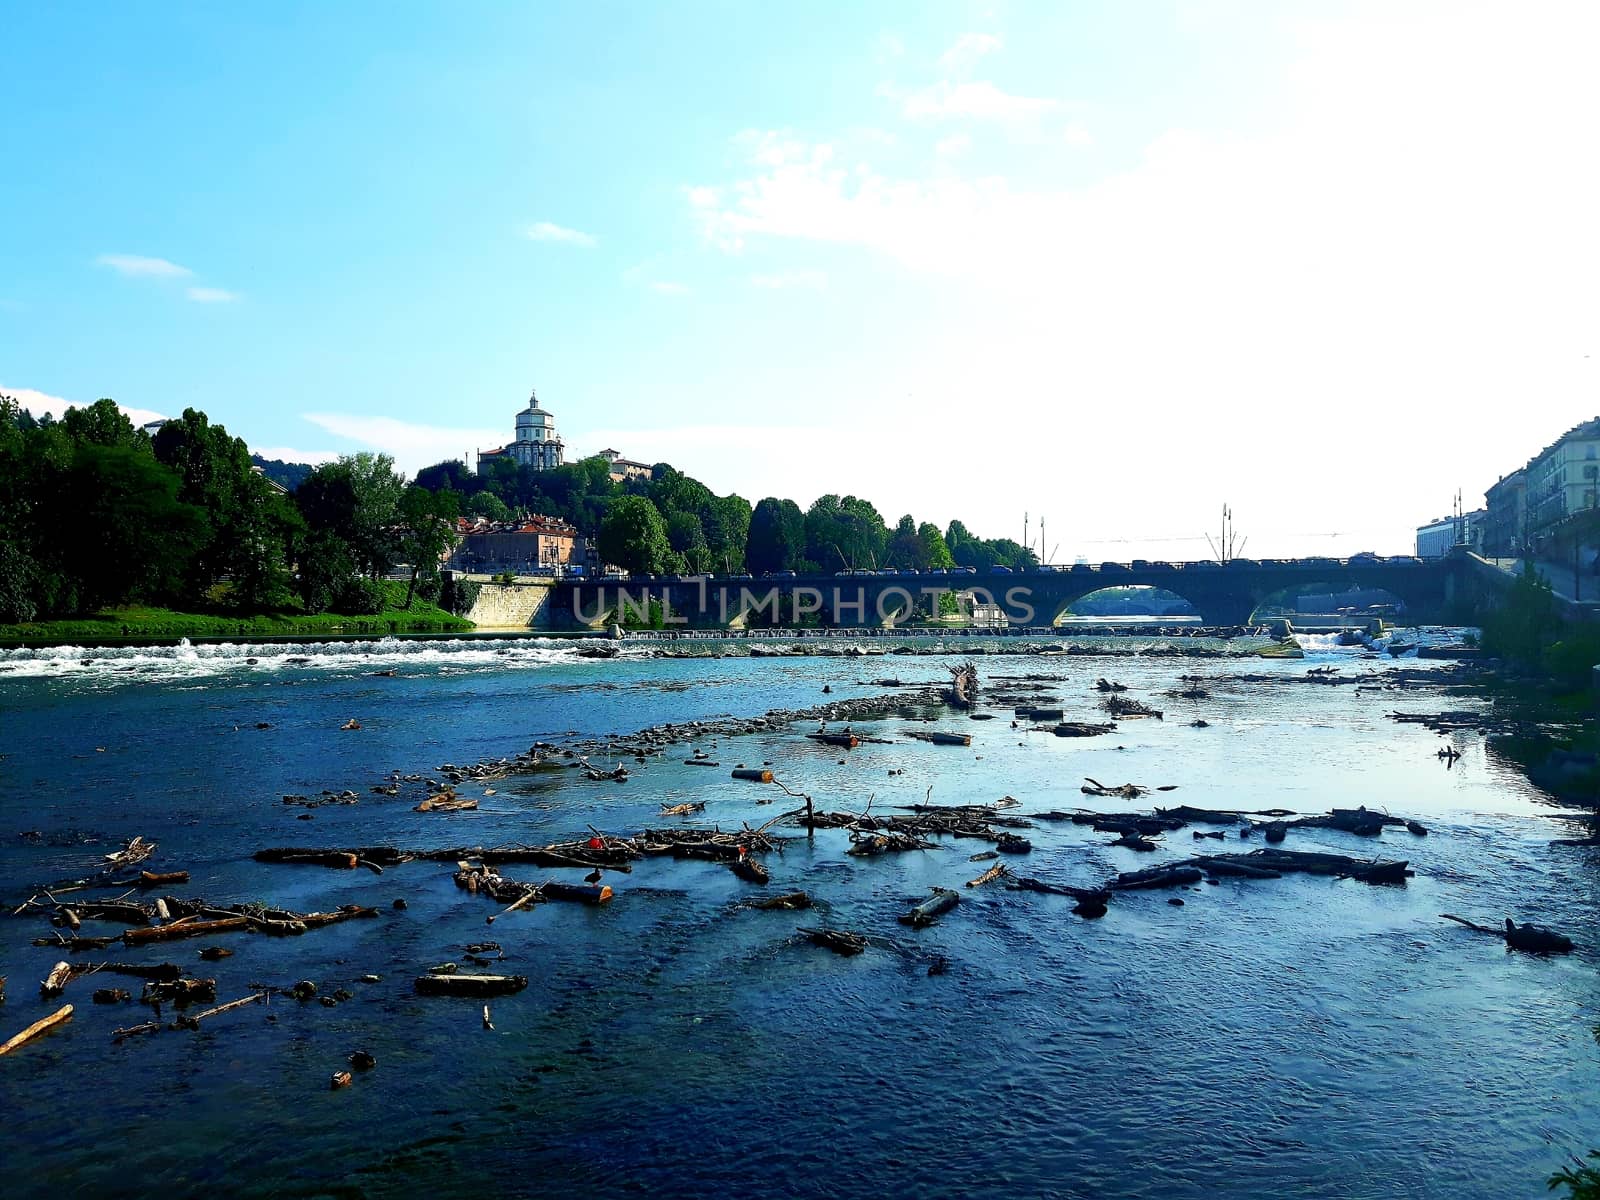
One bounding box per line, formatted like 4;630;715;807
5;1;1598;559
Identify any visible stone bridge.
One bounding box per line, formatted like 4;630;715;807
537;556;1462;630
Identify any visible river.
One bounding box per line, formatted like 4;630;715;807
0;633;1595;1199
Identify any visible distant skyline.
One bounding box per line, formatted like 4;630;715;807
4;1;1597;560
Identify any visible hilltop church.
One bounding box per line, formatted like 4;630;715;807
477;389;564;473
476;388;653;483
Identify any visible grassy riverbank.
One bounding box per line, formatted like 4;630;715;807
0;581;473;645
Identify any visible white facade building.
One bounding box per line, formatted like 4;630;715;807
1526;417;1600;538
1416;510;1485;559
478;389;564;473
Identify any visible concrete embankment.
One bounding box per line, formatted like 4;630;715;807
465;582;553;629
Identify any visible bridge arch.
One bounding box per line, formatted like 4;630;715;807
1053;584;1200;625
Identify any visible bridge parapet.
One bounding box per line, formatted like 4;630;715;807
544;558;1456;630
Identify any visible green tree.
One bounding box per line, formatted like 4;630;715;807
62;398;143;449
467;492;510;522
414;459;479;495
665;510;711;574
152;408;273;603
598;495;674;575
747;497;806;574
290;453;406;581
341;452;406;577
293;465;361;610
704;493;752;573
225;476;303;611
294;529;357;614
50;444;205;610
398;486;461;608
885;514;921;568
807;495;888;570
918;522;955;570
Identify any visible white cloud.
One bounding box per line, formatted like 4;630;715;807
302;412;509;476
524;221;598;247
938;32;1002;72
750;269;827;290
685;2;1600;556
897;80;1059;121
1062;123;1093;146
96;254;192;278
649;280;691;296
1;385;165;428
876;32;905;61
935;133;972;158
186;286;239;303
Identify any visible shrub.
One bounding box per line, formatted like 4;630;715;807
1480;564;1558;668
442;577;481;616
1542;630;1600;691
332;577;386;615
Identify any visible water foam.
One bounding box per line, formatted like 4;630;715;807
0;634;607;684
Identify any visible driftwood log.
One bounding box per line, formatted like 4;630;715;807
0;1004;73;1056
1010;876;1112;918
1441;914;1574;953
729;857;770;885
907;730;972;747
40;961;74;998
1102;696;1162;719
123;917;249;945
899;887;960;928
1110;864;1204;890
798;928;867;956
945;661;979;709
414;974;528;997
966;862;1009;888
175;992;268;1029
662;803;713;825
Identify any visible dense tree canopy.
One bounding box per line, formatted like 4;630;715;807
0;389;1036;629
597;496;674;575
0;396;457;622
747;497;806;574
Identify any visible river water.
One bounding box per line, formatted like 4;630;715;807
0;634;1596;1199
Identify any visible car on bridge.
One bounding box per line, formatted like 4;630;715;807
1347;552;1381;564
992;565;1012;573
769;570;797;578
1069;562;1097;574
1301;557;1339;568
1226;558;1260;568
1384;555;1421;565
1099;561;1130;573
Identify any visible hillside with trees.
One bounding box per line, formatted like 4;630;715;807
0;393;1038;631
415;454;1034;579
